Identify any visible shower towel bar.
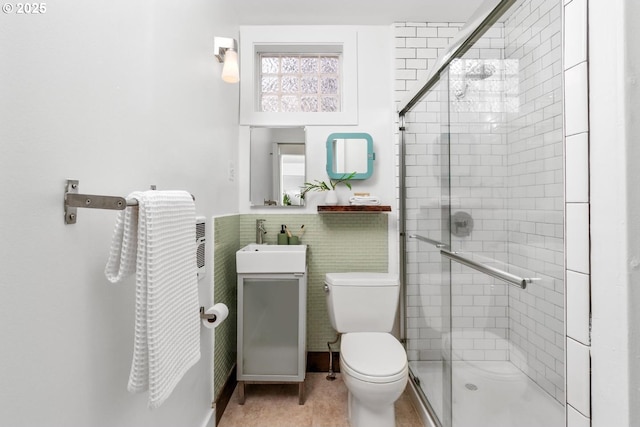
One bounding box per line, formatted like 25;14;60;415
64;179;194;225
440;249;537;289
409;234;448;249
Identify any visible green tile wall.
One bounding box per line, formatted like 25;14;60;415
239;213;388;351
213;215;240;400
212;212;388;400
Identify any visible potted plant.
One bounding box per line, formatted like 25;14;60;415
300;172;356;205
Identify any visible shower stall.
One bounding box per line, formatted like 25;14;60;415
399;1;565;426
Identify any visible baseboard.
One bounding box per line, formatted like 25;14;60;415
214;365;237;426
306;351;340;373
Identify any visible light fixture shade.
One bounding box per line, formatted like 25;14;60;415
221;49;239;83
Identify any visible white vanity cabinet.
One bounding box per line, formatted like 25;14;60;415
236;271;307;404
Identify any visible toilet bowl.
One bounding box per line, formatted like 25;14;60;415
324;273;408;427
340;332;408;427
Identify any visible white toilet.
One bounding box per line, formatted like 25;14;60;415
324;272;408;427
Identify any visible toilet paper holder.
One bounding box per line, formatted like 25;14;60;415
200;306;217;323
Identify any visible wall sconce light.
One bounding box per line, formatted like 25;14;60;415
214;36;239;84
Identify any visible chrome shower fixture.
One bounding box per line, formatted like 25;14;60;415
465;62;496;81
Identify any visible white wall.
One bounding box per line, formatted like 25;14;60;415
238;25;399;273
626;0;640;423
0;1;238;426
589;0;636;425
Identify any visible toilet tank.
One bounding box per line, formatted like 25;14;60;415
324;272;399;333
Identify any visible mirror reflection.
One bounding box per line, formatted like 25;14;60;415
326;132;374;180
250;127;305;207
331;138;368;175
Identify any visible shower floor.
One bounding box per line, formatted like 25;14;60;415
410;360;564;427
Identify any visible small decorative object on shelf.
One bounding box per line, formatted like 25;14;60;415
300;172;356;205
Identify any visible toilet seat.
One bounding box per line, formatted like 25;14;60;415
340;332;407;383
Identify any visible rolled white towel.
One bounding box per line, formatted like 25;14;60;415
349;195;381;206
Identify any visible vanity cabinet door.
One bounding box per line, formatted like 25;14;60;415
238;274;306;382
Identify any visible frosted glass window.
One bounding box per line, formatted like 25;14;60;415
261;76;278;93
261;57;279;74
321;96;338;112
301;96;318;112
261;96;279;112
301;76;318;94
321;77;338;94
281;96;299;112
320;57;338;73
301;57;318;73
281;76;298;93
259;54;341;113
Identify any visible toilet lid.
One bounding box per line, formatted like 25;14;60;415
341;333;407;382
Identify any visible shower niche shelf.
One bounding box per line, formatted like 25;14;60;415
317;205;391;213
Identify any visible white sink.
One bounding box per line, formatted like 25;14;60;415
236;244;307;274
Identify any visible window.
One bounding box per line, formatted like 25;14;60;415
259;54;341;113
239;26;358;125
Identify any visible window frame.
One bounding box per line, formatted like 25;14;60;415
239;26;358;126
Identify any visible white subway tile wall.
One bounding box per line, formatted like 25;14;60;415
396;22;459;363
563;0;591;422
566;337;591;417
396;0;565;406
503;0;565;403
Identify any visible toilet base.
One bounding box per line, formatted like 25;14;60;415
348;390;396;427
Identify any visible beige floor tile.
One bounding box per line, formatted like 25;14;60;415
218;373;422;427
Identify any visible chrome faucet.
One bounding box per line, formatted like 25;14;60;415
256;219;267;244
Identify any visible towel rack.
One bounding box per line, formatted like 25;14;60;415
64;179;194;225
440;249;538;289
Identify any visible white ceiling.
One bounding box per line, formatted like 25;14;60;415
221;0;486;25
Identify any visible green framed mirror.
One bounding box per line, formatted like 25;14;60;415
326;132;374;180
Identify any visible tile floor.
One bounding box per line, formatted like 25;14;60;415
218;373;423;427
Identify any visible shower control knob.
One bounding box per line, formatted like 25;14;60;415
323;284;330;293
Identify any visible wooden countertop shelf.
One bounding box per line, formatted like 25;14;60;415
317;205;392;213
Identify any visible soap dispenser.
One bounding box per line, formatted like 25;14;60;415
277;225;288;245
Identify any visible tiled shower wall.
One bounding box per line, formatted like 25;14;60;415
447;29;512;363
212;213;388;399
397;22;514;364
395;0;565;405
563;0;591;424
503;0;565;402
395;21;464;363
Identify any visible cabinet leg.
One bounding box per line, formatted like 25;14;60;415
238;381;245;405
298;382;305;405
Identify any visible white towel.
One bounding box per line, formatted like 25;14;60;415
105;190;200;409
349;195;381;206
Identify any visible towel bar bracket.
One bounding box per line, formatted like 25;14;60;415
64;179;79;225
64;179;130;225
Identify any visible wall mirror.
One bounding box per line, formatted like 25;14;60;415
250;127;306;207
326;132;374;180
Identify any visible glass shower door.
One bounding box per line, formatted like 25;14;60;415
401;1;565;426
443;1;565;424
402;75;452;426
